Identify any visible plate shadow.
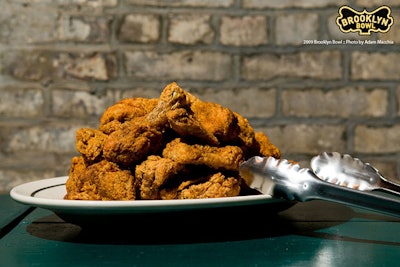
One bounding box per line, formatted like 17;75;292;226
25;201;369;245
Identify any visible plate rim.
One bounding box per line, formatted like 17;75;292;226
10;176;278;213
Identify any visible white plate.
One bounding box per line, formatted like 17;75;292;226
10;176;292;224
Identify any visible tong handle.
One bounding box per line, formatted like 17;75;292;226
376;178;400;198
298;174;400;217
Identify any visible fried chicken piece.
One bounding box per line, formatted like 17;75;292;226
190;100;241;144
163;85;241;146
166;108;219;145
65;156;90;199
101;83;196;167
252;132;281;158
160;172;241;199
65;159;136;200
75;128;107;163
145;82;194;129
103;120;163;167
135;155;185;200
234;112;255;148
65;82;282;201
99;83;249;168
99;98;158;134
162;138;244;171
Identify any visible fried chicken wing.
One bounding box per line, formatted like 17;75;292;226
160;172;241;199
65;158;135;200
162;138;244;171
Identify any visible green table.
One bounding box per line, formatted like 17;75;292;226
2;194;400;267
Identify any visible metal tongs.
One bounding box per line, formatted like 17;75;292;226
239;152;400;217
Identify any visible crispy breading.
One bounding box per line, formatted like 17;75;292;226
252;132;281;159
162;85;241;146
99;98;158;134
75;128;107;163
160;172;241;199
145;82;193;128
190;100;241;144
103;120;163;167
162;138;244;171
166;108;219;145
65;158;135;200
233;112;255;148
65;156;90;199
135;155;185;200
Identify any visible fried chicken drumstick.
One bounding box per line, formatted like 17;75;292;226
65;82;281;200
162;138;244;171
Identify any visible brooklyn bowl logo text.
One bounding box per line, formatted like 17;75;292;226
336;5;394;35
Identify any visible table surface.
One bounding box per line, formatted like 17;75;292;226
2;193;400;267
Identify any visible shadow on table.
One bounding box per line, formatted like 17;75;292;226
26;201;400;245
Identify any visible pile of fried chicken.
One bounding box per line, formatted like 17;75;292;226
64;82;281;200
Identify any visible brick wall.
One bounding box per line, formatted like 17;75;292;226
1;0;400;192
